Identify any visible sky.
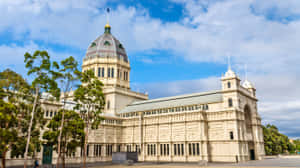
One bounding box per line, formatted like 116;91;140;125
1;0;300;138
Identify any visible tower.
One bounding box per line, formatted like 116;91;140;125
82;23;148;116
82;23;130;89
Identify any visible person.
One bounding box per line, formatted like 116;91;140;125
33;159;39;168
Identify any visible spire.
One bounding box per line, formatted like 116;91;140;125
104;8;111;34
224;53;237;78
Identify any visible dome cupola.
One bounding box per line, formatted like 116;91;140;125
82;23;131;89
84;23;128;63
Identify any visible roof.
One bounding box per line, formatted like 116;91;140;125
118;90;223;114
84;26;128;62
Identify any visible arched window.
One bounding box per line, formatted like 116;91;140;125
98;67;101;77
46;110;49;117
111;68;114;78
228;98;233;107
102;67;105;77
107;68;111;77
50;111;53;117
227;82;231;88
104;41;111;46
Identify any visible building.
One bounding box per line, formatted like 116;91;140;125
6;23;265;166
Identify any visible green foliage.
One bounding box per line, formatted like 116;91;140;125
263;124;295;155
43;110;84;155
74;69;105;168
0;70;46;162
24;50;60;100
74;70;105;129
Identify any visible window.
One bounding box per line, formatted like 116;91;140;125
98;67;101;77
50;111;53;117
230;131;234;140
54;111;57;116
46;111;49;116
107;101;110;109
117;145;121;152
111;68;114;78
102;67;105;77
227;82;231;88
181;144;184;155
87;145;89;157
203;104;209;110
108;68;111;77
228;98;233;107
104;41;111;46
174;144;177;155
189;143;200;156
94;144;102;157
117;69;120;78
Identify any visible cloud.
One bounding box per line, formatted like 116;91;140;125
0;42;79;80
1;0;300;138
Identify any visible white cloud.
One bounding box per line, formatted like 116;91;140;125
1;0;300;138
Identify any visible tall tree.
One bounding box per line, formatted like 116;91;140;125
55;56;80;168
23;50;60;168
0;87;17;168
0;69;45;168
74;70;105;168
43;110;85;168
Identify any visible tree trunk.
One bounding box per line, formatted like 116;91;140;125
83;122;89;168
24;86;39;168
56;95;67;168
1;150;7;168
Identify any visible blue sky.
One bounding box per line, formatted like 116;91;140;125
1;0;300;138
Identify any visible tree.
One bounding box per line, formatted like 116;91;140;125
263;124;295;155
43;110;84;168
0;87;17;168
55;56;80;168
23;50;60;168
0;69;44;168
74;70;105;168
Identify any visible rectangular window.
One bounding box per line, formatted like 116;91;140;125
163;144;166;155
177;144;180;156
181;144;184;155
230;131;234;140
160;144;163;155
189;144;192;155
87;145;89;157
117;69;120;78
174;144;177;155
192;143;195;156
118;145;121;152
196;143;200;155
167;144;169;155
111;68;114;78
124;71;126;80
147;145;150;155
154;144;156;155
102;67;105;77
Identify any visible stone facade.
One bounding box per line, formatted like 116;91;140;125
5;23;265;166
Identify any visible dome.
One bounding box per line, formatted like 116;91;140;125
224;68;237;78
84;24;128;62
242;80;254;88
